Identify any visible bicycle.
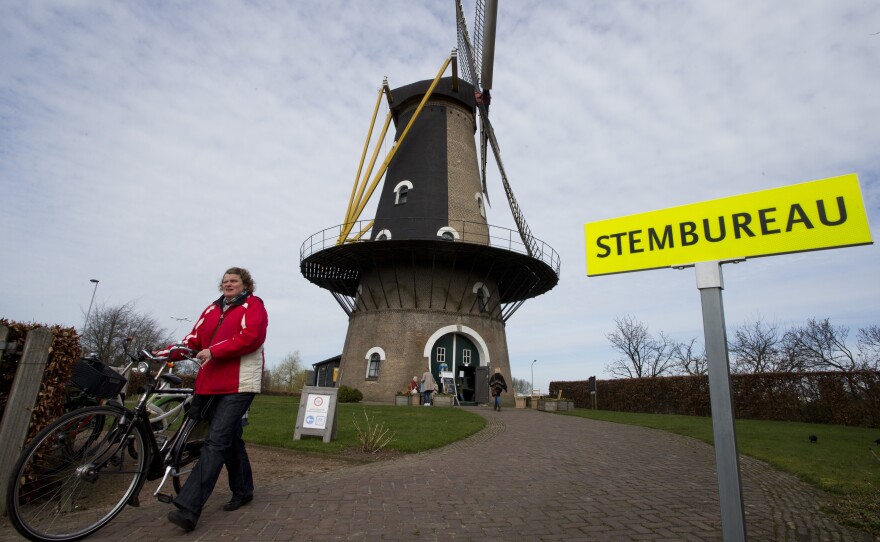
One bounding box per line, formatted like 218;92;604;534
5;345;208;542
71;340;194;440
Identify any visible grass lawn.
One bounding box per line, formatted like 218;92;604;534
564;409;880;537
244;395;485;455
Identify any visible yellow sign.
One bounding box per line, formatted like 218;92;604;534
585;174;873;276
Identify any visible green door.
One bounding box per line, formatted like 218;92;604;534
430;333;481;400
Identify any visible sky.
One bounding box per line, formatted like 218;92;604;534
2;1;879;394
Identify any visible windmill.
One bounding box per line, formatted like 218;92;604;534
300;0;559;405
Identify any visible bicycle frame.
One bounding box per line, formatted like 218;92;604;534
79;354;199;499
148;384;194;432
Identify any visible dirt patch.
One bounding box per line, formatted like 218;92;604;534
245;444;367;483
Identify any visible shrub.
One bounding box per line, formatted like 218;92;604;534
337;385;363;403
351;408;395;453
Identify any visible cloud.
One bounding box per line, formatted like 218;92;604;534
2;1;878;393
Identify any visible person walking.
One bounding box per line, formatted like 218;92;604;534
421;369;437;406
489;367;507;411
166;267;268;533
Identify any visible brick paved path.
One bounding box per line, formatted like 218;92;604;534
1;407;874;541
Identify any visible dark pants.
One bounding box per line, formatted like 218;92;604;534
174;393;255;519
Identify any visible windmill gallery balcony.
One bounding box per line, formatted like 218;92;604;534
300;218;560;318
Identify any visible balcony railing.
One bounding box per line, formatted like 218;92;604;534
300;218;561;277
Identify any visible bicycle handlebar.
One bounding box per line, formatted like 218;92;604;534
141;344;202;368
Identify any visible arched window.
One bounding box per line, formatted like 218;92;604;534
475;192;486;218
394;180;413;205
437;226;460;241
364;347;386;379
375;229;392;241
473;282;491;313
367;353;381;378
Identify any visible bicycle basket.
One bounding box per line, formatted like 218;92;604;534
70;357;128;398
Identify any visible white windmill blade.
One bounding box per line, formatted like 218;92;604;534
459;0;535;253
456;0;492;204
479;0;498;91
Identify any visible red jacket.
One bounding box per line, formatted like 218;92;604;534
183;294;267;394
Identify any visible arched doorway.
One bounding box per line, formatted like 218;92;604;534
429;332;482;404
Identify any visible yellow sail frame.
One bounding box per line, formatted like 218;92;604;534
338;55;454;244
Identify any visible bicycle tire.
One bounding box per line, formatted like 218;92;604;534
170;416;209;495
6;406;149;542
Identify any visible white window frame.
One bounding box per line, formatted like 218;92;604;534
436;346;446;364
364;347;386;379
394;180;413;205
437;226;460;240
375;229;392;241
475;193;486;218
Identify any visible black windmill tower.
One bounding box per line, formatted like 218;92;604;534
300;0;559;404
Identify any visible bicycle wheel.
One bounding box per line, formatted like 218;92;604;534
6;406;149;542
171;417;209;495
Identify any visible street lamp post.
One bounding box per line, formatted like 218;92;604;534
531;359;537;396
83;279;99;338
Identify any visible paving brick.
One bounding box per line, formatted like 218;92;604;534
1;407;875;541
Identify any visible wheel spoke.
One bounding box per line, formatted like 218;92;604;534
7;406;148;541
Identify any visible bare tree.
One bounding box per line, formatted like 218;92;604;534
272;351;306;392
261;368;273;390
671;338;707;375
783;318;858;372
511;377;530;396
856;325;880;369
729;318;784;373
81;301;175;367
605;315;675;378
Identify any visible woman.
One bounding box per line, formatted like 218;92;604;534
408;376;420;404
420;369;437;406
488;367;508;411
167;267;267;533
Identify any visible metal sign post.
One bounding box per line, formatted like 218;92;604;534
584;173;874;542
694;261;746;541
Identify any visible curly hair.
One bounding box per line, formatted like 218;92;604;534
219;267;256;294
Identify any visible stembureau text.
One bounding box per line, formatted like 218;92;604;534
594;197;848;258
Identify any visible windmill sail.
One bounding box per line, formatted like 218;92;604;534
456;0;538;258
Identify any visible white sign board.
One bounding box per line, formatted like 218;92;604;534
303;393;330;429
294;386;339;442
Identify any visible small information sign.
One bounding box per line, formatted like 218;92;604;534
294;386;339;442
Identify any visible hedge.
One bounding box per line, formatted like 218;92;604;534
551;370;880;427
0;319;82;444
